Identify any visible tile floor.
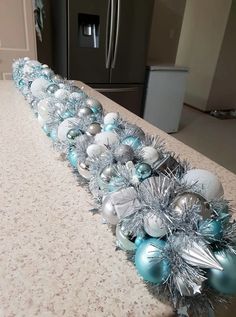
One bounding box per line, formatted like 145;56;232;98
172;105;236;174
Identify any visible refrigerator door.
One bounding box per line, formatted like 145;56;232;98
68;0;111;83
91;84;145;116
110;0;154;84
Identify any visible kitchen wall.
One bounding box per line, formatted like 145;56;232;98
147;0;186;65
175;0;232;111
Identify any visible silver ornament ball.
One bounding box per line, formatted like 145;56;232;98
77;106;93;118
114;144;134;164
86;122;101;136
101;196;119;225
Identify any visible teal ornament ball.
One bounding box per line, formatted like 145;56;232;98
61;110;73;119
135;236;145;247
46;84;59;94
135;238;170;284
199;219;223;241
68;149;78;168
66;128;82;141
42;124;50;136
122;136;141;150
207;249;236;294
50;128;58;141
90;103;103;114
103;123;117;132
135;163;152;180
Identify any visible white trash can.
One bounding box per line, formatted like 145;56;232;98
144;65;188;133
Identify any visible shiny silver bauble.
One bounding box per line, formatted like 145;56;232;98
77;161;91;180
86;122;101;136
100;166;116;182
116;224;136;251
77;107;93;118
101;195;119;225
114;144;134;164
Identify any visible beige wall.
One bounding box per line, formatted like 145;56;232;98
147;0;186;65
176;0;232;110
207;0;236;110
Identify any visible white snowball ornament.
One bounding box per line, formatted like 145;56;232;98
141;146;159;164
95;131;118;146
37;97;54;121
104;112;119;125
54;88;70;100
182;169;224;201
57;118;80;142
143;212;167;237
30;77;50;99
86;144;106;158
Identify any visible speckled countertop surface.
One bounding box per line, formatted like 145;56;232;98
0;81;235;317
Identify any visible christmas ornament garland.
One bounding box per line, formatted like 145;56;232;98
12;58;236;317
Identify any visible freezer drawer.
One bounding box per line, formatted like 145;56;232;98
91;84;144;116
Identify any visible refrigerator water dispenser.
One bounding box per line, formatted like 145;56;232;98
78;14;99;48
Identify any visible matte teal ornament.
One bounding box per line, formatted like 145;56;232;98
122;136;141;150
199;219;223;241
68;149;78;168
103;123;118;132
207;249;236;294
135;163;152;180
135;238;170;284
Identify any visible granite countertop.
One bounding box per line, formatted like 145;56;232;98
0;80;235;317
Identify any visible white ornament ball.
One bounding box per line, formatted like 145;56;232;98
30;78;50;99
141;146;159;164
37;97;53;121
86;144;106;158
37;114;45;127
104;112;119;125
57;117;80;142
182;169;224;201
54;88;70;100
95;131;118;146
143;212;167;237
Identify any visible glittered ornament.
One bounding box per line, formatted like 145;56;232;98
86;122;101;136
77;107;93;118
101;195;119;225
30;77;50;99
69;91;86;101
116;224;136;251
95;131;118;146
86;144;106;158
54;88;70;100
143;212;167;237
135;238;170;284
135;163;152;180
68;149;78;168
114;144;134;164
182;169;224;201
207;249;236;294
122;136;141;150
57;118;80;142
141;146;159;165
104;112;119;125
66;128;83;142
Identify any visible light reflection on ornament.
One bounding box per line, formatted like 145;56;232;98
135;238;170;284
116;224;136;251
207;249;236;294
135;163;152;180
122;136;141;150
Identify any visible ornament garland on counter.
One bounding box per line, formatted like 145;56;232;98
12;58;236;317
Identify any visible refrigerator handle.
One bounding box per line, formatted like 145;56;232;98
111;0;120;69
105;0;115;69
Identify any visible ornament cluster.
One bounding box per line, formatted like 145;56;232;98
12;58;236;317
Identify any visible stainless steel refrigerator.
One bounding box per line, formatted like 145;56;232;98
49;0;154;116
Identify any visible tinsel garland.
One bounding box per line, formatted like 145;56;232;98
12;57;236;317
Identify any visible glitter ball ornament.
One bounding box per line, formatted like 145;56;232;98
104;112;119;125
114;144;134;164
57;118;80;142
86;144;106;158
141;146;159;165
95;131;118;146
143;212;167;237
